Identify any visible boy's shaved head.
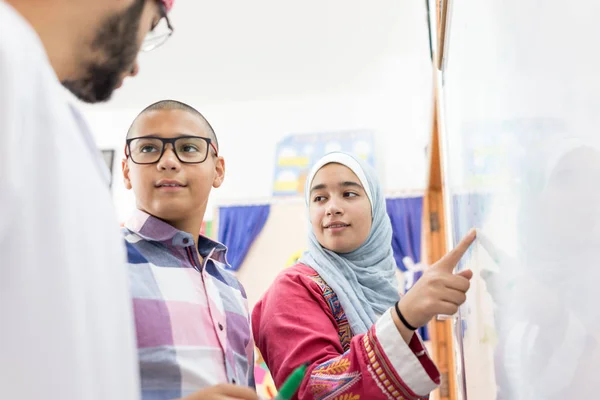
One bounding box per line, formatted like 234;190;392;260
127;100;219;150
122;99;226;235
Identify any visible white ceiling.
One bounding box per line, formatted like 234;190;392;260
81;1;434;219
91;0;432;110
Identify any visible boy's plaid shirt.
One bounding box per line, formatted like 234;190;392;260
123;210;255;399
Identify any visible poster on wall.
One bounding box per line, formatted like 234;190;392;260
272;130;375;197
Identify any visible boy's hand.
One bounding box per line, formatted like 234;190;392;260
397;229;476;329
179;384;259;400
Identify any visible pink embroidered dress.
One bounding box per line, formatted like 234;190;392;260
254;152;441;400
252;263;440;400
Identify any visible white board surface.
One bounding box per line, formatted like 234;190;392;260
440;1;600;399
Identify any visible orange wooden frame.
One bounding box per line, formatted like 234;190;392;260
422;101;457;400
423;1;459;399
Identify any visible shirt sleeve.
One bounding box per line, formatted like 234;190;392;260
252;270;440;400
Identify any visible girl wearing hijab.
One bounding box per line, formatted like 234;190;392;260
252;152;475;400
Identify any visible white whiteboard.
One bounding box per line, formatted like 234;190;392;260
440;1;600;399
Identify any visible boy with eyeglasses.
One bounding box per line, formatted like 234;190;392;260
121;100;258;400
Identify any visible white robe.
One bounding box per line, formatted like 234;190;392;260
0;2;139;399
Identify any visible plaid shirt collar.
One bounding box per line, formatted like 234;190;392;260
125;209;228;263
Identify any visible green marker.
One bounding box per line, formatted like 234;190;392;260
274;363;309;400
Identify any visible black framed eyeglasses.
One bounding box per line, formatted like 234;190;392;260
125;136;218;165
141;2;174;52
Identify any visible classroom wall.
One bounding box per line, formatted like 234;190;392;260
77;0;434;223
221;199;309;309
84;88;432;223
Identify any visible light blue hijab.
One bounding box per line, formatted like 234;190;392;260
298;152;400;335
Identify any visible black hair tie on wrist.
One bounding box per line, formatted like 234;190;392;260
395;302;417;331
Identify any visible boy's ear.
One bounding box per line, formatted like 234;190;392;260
122;158;133;190
212;156;225;188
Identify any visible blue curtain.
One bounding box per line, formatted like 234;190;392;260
386;197;423;271
386;196;428;339
218;205;270;271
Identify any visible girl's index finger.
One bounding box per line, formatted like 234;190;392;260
433;229;476;274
